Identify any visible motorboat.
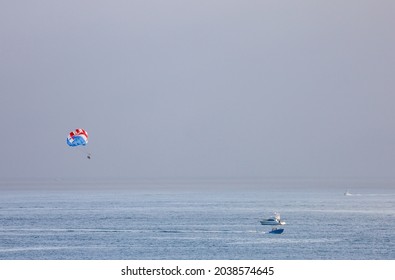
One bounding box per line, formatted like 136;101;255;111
268;228;284;234
260;213;286;225
344;190;352;196
260;218;285;225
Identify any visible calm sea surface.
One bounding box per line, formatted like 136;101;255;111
0;184;394;259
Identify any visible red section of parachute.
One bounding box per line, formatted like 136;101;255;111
69;128;88;139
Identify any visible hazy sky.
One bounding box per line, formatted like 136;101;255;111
1;0;394;181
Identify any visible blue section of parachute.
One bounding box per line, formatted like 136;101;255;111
67;136;87;147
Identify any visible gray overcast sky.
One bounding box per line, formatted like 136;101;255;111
1;0;395;181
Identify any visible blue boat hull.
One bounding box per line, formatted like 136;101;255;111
268;228;284;234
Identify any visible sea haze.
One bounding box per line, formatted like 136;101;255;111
0;182;394;260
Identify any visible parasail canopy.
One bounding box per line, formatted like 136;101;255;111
66;128;88;147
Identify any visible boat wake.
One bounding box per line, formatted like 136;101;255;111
344;191;395;197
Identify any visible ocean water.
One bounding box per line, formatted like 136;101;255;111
0;184;394;260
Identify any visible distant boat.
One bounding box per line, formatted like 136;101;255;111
344;190;352;196
260;212;286;225
268;228;284;234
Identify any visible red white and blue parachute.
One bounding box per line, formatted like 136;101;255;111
66;128;88;147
